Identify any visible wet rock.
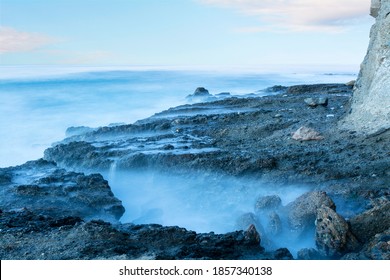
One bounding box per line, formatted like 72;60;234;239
291;126;324;141
315;205;360;258
0;160;125;222
162;144;175;150
186;87;215;103
65;126;95;137
286;191;336;232
255;195;282;211
266;211;282;236
297;248;324;260
349;202;390;243
270;248;294;260
362;228;390;260
236;213;264;234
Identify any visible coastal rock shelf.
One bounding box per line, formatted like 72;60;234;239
1;83;389;260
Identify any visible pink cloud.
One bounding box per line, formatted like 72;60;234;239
0;27;56;54
199;0;371;32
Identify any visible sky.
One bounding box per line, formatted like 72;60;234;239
0;0;374;71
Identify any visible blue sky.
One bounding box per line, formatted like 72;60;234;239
0;0;374;71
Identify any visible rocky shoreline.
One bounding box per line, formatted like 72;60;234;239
1;83;389;260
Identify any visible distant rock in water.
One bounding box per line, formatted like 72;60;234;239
342;0;390;133
186;87;216;103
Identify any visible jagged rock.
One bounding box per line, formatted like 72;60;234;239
363;227;390;260
255;195;282;211
286;191;336;232
315;205;360;258
349;202;390;243
291;126;324;141
297;248;324;260
342;0;390;133
0;159;124;222
345;80;356;87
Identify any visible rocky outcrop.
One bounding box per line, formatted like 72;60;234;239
343;0;390;133
0;159;125;222
0;208;293;260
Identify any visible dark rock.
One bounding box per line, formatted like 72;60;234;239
362;228;390;260
315;205;360;258
186;87;215;103
162;144;175;150
297;248;325;260
270;248;294;260
349;202;390;243
0;160;125;222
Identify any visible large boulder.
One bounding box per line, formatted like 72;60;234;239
286;191;336;233
342;0;390;133
315;205;360;258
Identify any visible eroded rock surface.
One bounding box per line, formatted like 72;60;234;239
0;159;124;222
343;0;390;133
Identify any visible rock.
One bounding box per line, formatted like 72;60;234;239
0;159;125;222
362;227;390;260
345;80;356;87
270;248;294;260
291;126;324;141
317;97;328;107
349;202;390;243
304;97;328;107
186;87;215;103
255;195;282;211
236;213;264;234
297;248;324;260
304;98;317;107
287;84;352;94
315;205;360;258
266;211;282;236
65;126;95;137
286;191;336;232
342;0;390;133
162;144;175;150
263;85;288;93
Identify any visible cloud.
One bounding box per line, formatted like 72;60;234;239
0;26;56;54
199;0;371;32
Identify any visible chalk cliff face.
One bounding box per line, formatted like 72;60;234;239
343;0;390;133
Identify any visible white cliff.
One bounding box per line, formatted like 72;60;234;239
343;0;390;133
